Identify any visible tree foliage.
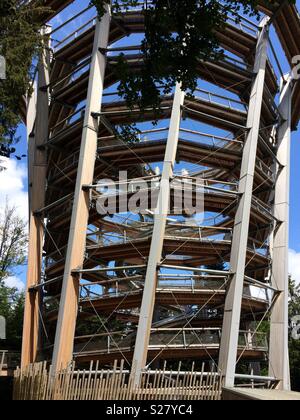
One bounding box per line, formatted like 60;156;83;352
289;277;300;391
0;0;296;149
0;202;27;281
90;0;294;126
0;0;50;158
0;284;24;350
0;203;27;350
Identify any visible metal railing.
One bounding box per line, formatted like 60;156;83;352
192;88;248;113
53;16;97;52
98;126;243;150
221;54;253;72
46;0;260;55
251;196;276;222
50;58;91;92
73;328;268;356
79;283;269;306
256;156;275;180
90;174;239;204
86;226;233;249
238;331;268;351
179;128;243;150
173;175;239;193
226;15;258;37
48;150;80;181
49;106;85;138
79;278;228;302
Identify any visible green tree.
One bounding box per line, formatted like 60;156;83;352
0;202;27;281
90;0;295;128
0;284;24;350
289;277;300;391
0;203;27;350
0;0;49;158
1;1;296;149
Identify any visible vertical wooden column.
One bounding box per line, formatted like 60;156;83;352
21;28;50;367
51;9;111;372
218;21;269;388
269;75;292;390
26;83;37;216
132;84;185;386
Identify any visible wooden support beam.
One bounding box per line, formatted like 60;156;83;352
51;8;111;372
218;21;269;388
26;85;37;215
269;75;292;391
132;84;185;386
21;28;50;367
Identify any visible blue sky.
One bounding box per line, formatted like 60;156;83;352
1;0;300;289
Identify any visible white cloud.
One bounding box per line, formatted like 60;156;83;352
289;249;300;285
4;276;25;292
0;157;28;221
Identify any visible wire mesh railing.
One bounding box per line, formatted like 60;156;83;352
47;0;259;55
49;106;85;138
78;274;270;307
73;328;268;356
191;88;248;113
52;16;97;53
51;59;91;93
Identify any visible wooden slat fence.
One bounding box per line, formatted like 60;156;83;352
13;360;223;400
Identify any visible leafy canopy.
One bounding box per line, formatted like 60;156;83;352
89;0;294;140
0;203;27;282
0;203;27;350
0;0;296;150
0;0;49;158
0;284;24;350
91;3;274;104
289;278;300;391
